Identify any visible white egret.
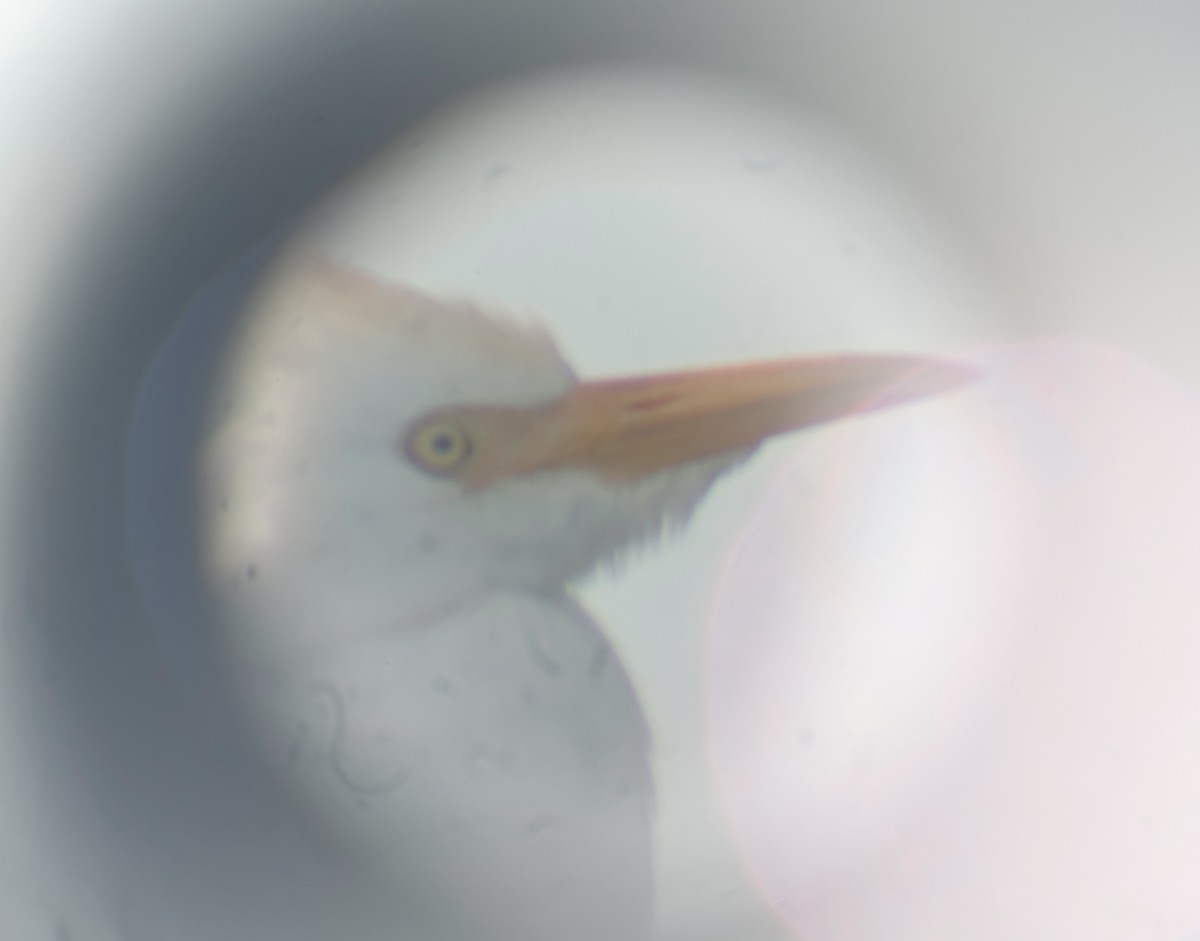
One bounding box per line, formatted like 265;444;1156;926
198;250;971;941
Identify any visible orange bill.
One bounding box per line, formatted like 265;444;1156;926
447;355;977;489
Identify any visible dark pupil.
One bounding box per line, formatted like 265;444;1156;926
432;432;456;454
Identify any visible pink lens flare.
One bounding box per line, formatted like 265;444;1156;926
705;341;1200;939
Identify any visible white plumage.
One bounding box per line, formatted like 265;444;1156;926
198;250;970;940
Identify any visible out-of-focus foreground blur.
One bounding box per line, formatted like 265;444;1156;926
3;2;1200;940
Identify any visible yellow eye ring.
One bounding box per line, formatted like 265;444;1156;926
404;420;474;476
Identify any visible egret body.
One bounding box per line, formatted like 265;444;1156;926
199;251;969;941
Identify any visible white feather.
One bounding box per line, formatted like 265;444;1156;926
198;251;744;941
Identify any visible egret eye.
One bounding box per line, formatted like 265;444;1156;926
404;419;474;476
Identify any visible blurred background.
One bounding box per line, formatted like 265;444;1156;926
3;1;1200;939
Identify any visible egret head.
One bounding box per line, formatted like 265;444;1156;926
201;251;971;658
